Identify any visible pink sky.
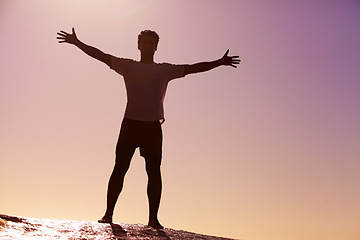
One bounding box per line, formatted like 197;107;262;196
1;1;359;240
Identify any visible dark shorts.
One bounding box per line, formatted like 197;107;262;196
115;118;163;168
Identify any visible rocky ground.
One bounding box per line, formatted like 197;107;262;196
0;214;238;240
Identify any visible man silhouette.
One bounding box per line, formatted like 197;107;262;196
57;28;240;229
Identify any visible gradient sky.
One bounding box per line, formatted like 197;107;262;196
1;1;360;240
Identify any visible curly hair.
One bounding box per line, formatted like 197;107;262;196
138;30;160;46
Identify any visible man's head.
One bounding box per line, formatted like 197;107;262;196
138;30;159;55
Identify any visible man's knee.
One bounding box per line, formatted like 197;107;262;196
145;158;161;176
113;160;131;176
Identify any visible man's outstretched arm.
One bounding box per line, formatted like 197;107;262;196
57;27;112;67
184;50;240;76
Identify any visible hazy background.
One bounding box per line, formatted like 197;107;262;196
1;1;359;240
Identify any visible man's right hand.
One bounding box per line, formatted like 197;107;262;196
56;27;111;67
57;27;79;45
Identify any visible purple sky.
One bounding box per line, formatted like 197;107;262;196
1;1;359;239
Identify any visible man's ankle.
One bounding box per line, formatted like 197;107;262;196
98;213;113;223
148;218;163;229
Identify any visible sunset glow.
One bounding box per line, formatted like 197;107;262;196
1;1;360;240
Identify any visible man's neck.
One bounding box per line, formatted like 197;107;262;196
140;53;155;64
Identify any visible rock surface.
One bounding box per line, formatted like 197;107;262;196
0;214;237;240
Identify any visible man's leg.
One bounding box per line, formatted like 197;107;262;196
98;160;131;223
99;118;136;223
140;121;164;229
145;160;163;229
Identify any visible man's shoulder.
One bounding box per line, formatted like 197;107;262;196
157;62;185;67
110;57;137;75
112;56;136;63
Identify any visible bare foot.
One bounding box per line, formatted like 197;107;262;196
148;219;164;229
98;215;113;224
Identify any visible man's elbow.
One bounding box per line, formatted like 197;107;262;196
99;53;112;67
184;64;196;75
